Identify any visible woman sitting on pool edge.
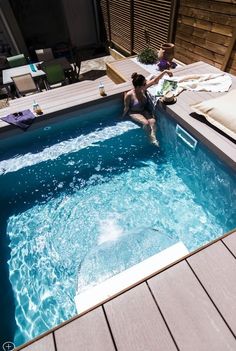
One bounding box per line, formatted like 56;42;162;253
123;70;173;146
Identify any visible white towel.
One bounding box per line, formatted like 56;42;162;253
147;73;232;106
165;73;232;95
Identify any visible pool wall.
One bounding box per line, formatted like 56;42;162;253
155;105;236;172
158;110;236;233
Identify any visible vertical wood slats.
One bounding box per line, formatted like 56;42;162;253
99;0;236;73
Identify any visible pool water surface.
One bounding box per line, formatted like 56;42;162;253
0;102;235;346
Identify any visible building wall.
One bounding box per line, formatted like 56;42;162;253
0;0;99;59
174;0;236;74
0;0;27;55
9;0;68;50
61;0;98;48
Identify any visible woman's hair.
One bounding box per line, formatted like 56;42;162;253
131;72;146;87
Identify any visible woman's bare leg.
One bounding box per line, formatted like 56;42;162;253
129;113;149;127
142;112;159;146
129;113;151;134
129;112;159;146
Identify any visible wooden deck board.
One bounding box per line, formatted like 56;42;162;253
148;260;236;351
104;283;177;351
223;232;236;256
20;334;55;351
187;241;236;334
54;307;115;351
107;58;150;80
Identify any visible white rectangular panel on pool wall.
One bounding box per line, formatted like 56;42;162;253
75;241;189;314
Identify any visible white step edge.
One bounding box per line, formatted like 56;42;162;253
75;241;189;314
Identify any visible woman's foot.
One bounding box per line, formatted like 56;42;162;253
149;134;159;146
152;139;159;147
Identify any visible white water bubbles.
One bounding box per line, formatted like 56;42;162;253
97;213;124;245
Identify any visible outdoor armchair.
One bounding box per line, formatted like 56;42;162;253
35;48;54;62
12;73;39;97
42;63;68;89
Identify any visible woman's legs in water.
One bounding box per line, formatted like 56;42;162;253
142;111;157;133
129;111;158;145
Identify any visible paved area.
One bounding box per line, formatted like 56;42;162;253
79;55;115;81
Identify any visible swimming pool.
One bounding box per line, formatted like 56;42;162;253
0;100;236;347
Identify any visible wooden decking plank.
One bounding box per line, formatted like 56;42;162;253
175;61;220;75
109;58;149;80
6;78;124;107
0;77;118;115
0;81;131;126
8;80;115;107
148;260;236;351
20;334;55;351
187;241;236;335
104;283;177;351
223;232;236;257
54;307;115;351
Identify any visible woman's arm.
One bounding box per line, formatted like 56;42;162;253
122;92;131;117
145;70;173;89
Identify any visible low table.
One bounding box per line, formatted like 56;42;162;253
2;63;45;86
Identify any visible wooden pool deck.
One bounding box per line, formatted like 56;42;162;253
19;230;236;351
0;75;131;136
1;57;235;350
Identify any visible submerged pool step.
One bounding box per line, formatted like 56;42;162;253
74;242;189;314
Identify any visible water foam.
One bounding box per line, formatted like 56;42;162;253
97;214;124;245
0;121;138;175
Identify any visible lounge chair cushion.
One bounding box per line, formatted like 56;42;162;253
191;89;236;140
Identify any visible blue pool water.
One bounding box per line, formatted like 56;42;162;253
0;101;236;346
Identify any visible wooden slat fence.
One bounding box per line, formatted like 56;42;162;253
98;0;174;55
175;0;236;73
98;0;236;74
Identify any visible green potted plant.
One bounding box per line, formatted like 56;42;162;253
138;27;158;64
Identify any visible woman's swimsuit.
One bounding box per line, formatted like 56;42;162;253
130;92;148;113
